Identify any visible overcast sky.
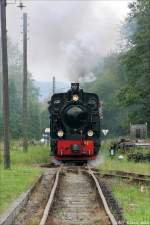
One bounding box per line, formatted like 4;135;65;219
6;0;131;82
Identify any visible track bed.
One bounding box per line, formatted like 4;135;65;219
46;169;110;225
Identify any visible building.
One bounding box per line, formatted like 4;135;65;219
130;123;148;139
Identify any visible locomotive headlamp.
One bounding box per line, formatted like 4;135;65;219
87;130;94;137
72;95;79;102
57;130;64;137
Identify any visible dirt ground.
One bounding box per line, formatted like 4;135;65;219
14;168;56;225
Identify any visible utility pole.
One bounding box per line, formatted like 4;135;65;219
0;0;10;168
52;76;55;95
0;33;2;113
22;12;28;152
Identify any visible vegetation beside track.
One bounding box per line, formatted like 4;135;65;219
110;179;150;223
99;142;150;223
10;145;50;165
0;144;49;214
99;142;150;175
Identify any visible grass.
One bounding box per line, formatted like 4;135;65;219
0;167;40;213
0;143;50;214
99;141;150;223
99;142;150;175
99;155;150;175
110;179;150;223
11;145;50;165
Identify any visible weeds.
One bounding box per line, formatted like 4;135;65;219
0;144;49;214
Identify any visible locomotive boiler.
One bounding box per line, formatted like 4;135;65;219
48;83;101;161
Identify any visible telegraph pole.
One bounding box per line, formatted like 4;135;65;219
0;33;2;113
52;76;55;94
0;0;10;168
22;12;28;152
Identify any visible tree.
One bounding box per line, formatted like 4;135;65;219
0;39;48;141
118;0;150;131
84;55;128;136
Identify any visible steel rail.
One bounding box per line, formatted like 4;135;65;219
99;170;150;183
87;166;118;225
39;166;62;225
64;167;150;183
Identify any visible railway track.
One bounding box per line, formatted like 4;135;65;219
39;165;119;225
98;170;150;183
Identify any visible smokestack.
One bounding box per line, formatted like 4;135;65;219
71;83;79;93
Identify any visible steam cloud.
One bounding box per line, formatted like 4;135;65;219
6;1;129;82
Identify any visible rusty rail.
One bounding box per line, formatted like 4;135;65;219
99;170;150;183
39;166;62;225
87;166;118;225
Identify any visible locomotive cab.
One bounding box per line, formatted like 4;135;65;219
48;83;101;161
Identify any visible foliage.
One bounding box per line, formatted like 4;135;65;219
84;0;150;136
118;0;150;131
84;55;129;136
0;40;49;140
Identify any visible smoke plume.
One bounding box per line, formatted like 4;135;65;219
6;1;129;82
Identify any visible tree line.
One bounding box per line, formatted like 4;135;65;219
0;40;49;140
84;0;150;137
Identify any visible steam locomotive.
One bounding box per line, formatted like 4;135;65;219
48;83;101;162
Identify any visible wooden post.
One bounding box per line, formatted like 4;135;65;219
52;76;55;95
22;13;28;152
0;0;10;168
0;33;2;112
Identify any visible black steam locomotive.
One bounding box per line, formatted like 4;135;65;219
48;83;101;161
